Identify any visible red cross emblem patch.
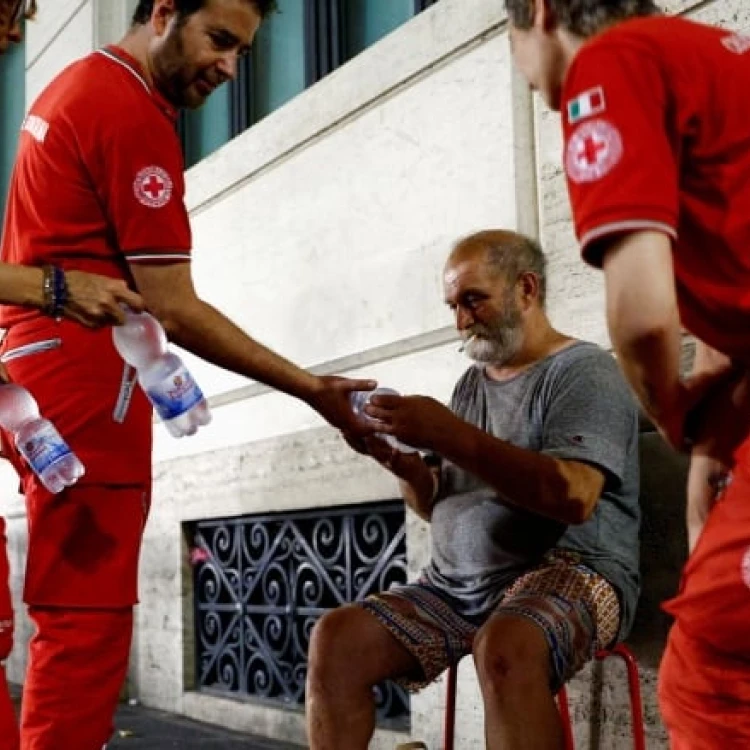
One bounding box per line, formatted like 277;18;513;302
134;166;174;208
565;119;623;184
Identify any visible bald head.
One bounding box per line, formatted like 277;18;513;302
447;230;548;307
443;230;551;367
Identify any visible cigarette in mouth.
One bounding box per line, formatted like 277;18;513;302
458;335;476;353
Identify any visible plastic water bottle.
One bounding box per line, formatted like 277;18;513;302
112;311;211;438
0;384;85;493
350;387;418;453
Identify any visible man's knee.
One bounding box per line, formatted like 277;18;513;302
309;606;369;678
309;603;417;693
473;615;551;697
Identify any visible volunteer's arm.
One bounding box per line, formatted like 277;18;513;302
601;230;750;549
601;229;749;459
128;261;374;433
600;230;686;448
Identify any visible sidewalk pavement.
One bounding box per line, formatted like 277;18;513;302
11;684;304;749
108;701;304;749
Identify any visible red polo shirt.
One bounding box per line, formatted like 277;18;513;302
562;17;750;360
0;45;192;329
0;47;194;606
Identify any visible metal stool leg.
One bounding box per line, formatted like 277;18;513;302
443;646;644;750
443;662;458;750
596;645;646;750
556;684;576;750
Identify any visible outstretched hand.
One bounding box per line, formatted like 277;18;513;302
64;270;145;328
307;375;379;436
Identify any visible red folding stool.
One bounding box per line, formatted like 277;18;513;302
442;643;646;750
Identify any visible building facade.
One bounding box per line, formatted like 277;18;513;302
1;0;747;747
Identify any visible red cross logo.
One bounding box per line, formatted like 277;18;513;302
565;119;623;184
578;135;607;166
143;175;166;200
134;166;174;208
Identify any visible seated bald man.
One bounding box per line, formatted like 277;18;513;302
306;230;641;750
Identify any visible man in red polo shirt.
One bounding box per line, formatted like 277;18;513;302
506;0;750;746
0;3;151;749
0;1;375;748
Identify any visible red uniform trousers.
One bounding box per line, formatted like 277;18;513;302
659;446;750;749
0;318;152;750
0;517;18;750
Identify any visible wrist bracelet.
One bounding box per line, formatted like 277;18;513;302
42;265;68;320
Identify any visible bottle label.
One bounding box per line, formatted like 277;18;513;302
18;422;73;475
147;364;205;421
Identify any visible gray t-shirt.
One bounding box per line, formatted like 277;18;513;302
422;341;641;639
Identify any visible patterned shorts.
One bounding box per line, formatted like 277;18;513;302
359;551;620;693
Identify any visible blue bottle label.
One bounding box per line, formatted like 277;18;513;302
19;422;74;475
147;365;205;421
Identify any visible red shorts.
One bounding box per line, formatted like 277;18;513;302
662;461;750;656
659;622;750;747
660;449;750;745
21;606;133;750
1;318;153;607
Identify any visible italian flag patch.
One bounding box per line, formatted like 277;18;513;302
567;87;606;124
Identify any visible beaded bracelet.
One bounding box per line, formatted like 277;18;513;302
42;265;68;320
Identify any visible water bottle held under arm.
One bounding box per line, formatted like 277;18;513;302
112;310;211;438
0;384;84;493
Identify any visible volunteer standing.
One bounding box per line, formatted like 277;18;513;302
0;1;373;747
506;0;750;745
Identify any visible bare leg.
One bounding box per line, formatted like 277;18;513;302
306;602;421;750
474;615;565;750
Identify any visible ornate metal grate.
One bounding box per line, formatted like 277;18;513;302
190;502;410;721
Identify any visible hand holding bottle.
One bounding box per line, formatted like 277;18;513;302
112;310;211;438
349;387;418;454
353;391;458;454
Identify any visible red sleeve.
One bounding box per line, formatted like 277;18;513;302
89;105;192;265
562;43;679;267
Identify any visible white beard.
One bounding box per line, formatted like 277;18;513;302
464;326;523;366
